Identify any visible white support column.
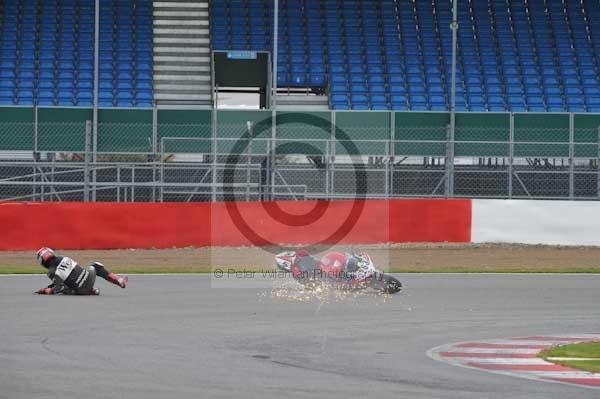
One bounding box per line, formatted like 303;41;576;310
447;0;458;197
33;106;38;201
152;105;158;202
272;0;279;109
269;0;279;200
92;0;99;202
508;112;514;198
84;120;92;202
597;126;600;198
568;113;575;199
330;111;337;198
388;111;395;197
211;108;217;202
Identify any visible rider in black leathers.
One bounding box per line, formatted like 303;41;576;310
35;247;128;295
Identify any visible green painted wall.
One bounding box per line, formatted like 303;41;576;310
455;113;510;157
1;108;599;159
157;110;213;154
514;113;570;157
0;107;34;151
335;111;390;156
394;112;448;156
37;107;92;152
574;114;600;158
216;110;271;154
275;111;331;155
98;108;153;153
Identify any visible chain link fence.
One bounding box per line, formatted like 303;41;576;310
1;111;599;202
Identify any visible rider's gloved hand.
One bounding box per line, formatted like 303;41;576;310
35;287;54;295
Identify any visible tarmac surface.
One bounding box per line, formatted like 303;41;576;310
1;274;599;399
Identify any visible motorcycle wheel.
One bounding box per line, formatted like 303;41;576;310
366;273;402;294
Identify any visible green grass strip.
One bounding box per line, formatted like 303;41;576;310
549;360;600;373
540;342;600;359
540;342;600;373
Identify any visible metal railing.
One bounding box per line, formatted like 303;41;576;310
1;112;599;202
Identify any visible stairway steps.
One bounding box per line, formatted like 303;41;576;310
154;93;212;101
154;74;211;81
154;65;211;72
154;28;210;35
154;55;210;63
154;11;209;17
154;2;208;8
155;20;209;26
154;37;210;44
153;0;212;105
154;47;210;54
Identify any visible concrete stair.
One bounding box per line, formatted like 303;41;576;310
275;93;330;110
153;0;212;105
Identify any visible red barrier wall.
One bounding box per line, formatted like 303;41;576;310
0;199;471;250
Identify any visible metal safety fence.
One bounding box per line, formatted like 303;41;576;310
1;110;599;202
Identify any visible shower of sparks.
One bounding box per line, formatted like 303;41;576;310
258;279;398;304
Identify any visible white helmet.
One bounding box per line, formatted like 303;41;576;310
36;247;55;267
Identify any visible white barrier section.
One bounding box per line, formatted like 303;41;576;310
472;200;600;246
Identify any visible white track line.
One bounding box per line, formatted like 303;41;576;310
439;357;548;365
520;371;600;378
476;339;594;346
440;348;541;354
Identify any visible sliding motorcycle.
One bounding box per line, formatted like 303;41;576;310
275;249;402;294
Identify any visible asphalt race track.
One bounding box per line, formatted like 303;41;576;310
1;274;599;399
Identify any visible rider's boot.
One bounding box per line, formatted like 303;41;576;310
107;272;128;288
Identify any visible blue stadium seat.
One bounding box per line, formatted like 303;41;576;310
208;0;600;111
4;0;600;111
0;0;152;107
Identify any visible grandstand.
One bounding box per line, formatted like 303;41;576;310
1;0;600;203
0;0;599;111
211;0;600;112
0;0;152;107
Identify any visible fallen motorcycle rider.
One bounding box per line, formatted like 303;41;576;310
34;247;128;296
